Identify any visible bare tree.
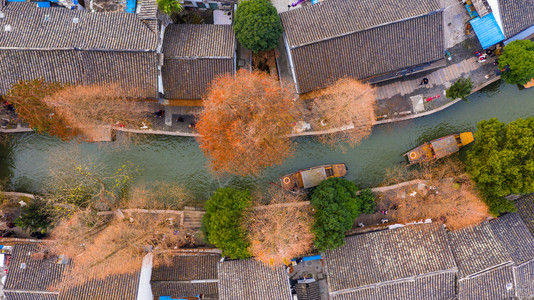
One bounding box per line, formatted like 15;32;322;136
308;78;377;149
246;188;314;266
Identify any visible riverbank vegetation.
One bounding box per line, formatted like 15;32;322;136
6;78;148;142
466;117;534;215
196;70;299;176
498;40;534;85
310;178;375;251
381;157;490;230
446;77;473;102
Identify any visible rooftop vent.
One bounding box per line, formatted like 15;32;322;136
20;263;26;269
0;12;5;19
72;17;79;24
4;24;11;32
506;283;513;291
44;15;50;22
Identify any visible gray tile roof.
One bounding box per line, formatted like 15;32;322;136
324;223;456;295
457;264;515;300
0;2;157;50
162;58;234;100
161;24;235;100
58;272;141;300
279;0;441;47
0;50;160;98
295;281;321;300
163;24;235;58
4;292;58;300
497;0;534;38
514;260;534;299
284;12;444;93
516;194;534;236
151;282;219;298
151;254;220;299
489;213;534;265
138;0;159;33
331;271;457;300
152;254;220;281
448;222;512;279
218;259;291;300
4;243;67;294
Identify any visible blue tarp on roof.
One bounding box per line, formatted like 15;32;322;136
125;0;136;13
470;13;505;49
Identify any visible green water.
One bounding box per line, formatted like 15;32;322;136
2;80;534;199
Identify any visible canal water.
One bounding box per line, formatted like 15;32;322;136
1;80;534;200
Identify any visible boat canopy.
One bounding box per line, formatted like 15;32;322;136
301;168;327;189
431;136;459;159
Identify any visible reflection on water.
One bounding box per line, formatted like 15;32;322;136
1;80;534;199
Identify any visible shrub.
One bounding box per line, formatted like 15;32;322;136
446;77;473;102
310;178;375;251
15;199;54;233
157;0;183;15
234;0;283;52
201;188;252;259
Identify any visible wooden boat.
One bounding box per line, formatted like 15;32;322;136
280;164;348;191
404;132;474;165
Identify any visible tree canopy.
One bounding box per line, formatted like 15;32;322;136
234;0;283;52
310;178;375;251
196;69;298;176
498;40;534;85
247;188;314;266
157;0;183;15
446;77;473;102
202;188;252;259
466;118;534;215
308;78;376;149
6;79;147;142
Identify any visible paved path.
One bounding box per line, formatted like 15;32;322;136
376;57;492;100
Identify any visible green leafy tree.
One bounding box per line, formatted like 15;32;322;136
466;118;534;215
234;0;283;52
446;77;473;102
202;188;252;259
310;178;375;251
157;0;183;16
15;199;54;233
498;40;534;85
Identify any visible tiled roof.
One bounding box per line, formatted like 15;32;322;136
4;292;58;300
0;2;157;50
285;12;444;93
497;0;534;38
279;0;441;47
331;271;457;300
152;254;220;281
4;243;67;294
515;194;534;235
448;222;511;278
151;282;219;298
218;259;291;300
457;264;515;300
324;223;456;294
151;254;220;299
488;213;534;265
295;281;321;300
163;24;235;58
514;260;534;299
58;272;141;300
0;50;159;98
162;58;234;100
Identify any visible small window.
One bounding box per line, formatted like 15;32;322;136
196;2;206;8
208;2;219;9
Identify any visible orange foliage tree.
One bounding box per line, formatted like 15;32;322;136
7;79;147;142
309;78;376;148
246;188;314;266
196;70;299;176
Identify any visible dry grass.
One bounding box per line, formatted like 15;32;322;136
127;182;191;210
380;157;490;230
246;188;314;267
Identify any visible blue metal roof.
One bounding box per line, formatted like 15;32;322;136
470;13;505;49
125;0;136;13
